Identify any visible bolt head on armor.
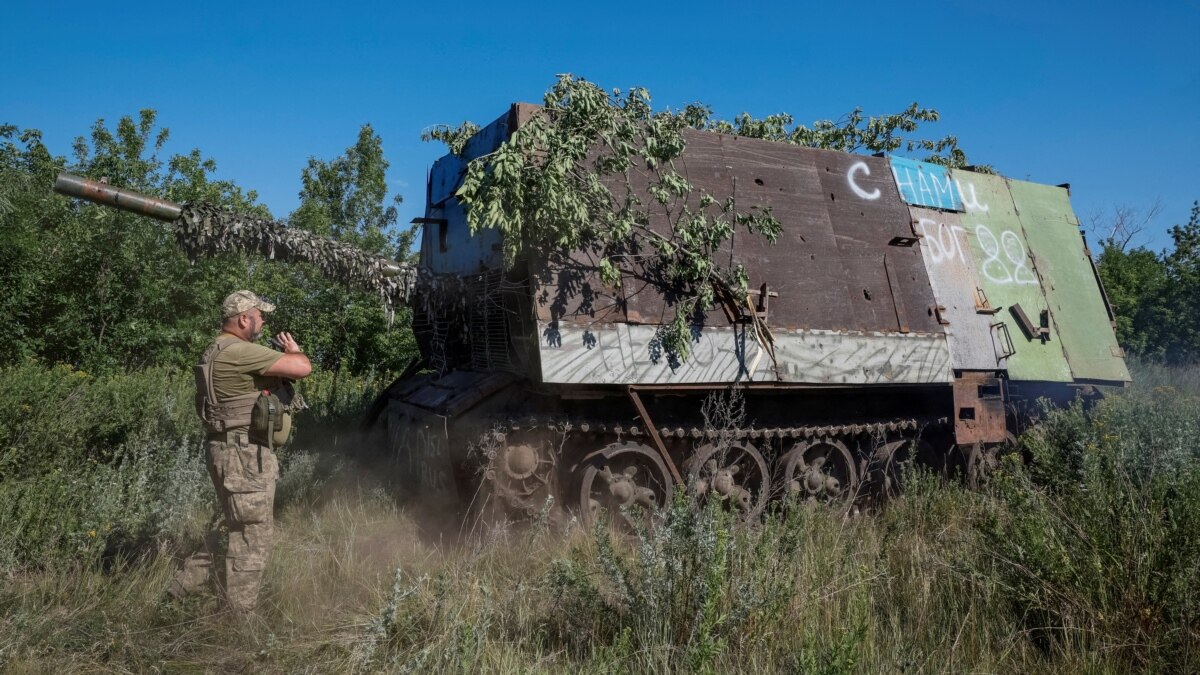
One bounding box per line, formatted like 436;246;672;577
221;290;276;319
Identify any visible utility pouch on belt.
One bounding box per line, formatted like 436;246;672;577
250;390;285;449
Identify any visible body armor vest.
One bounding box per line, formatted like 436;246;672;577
194;334;260;433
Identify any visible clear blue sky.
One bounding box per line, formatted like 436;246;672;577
3;0;1197;251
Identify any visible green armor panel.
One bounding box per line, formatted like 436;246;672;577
1009;180;1130;384
949;170;1072;382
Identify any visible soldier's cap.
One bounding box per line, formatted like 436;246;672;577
221;290;276;320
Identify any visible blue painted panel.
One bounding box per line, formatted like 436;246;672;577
888;157;963;211
421;199;503;275
429;108;515;205
460;113;511;162
429;154;463;207
425;106;519;273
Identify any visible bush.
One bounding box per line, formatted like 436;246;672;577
0;362;207;570
980;389;1200;670
0;360;394;573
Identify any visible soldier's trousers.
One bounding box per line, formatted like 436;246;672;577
173;430;278;611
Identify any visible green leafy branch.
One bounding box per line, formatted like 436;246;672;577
449;75;782;361
683;102;993;173
421;122;482;158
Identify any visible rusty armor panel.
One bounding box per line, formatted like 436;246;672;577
1008;181;1130;384
537;131;943;337
718;137;941;334
530;130;952;385
910;207;1002;370
816;151;941;335
531;248;626;325
716;134;846;330
947;170;1072;382
952;371;1007;445
530;183;681;327
536;131;954;386
610;131;859;333
624;131;741;326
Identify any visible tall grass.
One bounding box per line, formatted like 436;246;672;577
2;360;1200;672
0;361;388;572
0;362;206;571
1128;354;1200;396
981;389;1200;669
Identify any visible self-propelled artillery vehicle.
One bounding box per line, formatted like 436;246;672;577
55;102;1130;522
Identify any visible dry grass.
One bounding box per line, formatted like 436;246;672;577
0;472;1046;673
4;365;1200;672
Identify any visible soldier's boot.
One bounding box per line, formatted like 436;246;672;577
167;530;220;599
168;552;213;599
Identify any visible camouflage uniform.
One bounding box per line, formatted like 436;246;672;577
208;430;279;609
172;291;288;612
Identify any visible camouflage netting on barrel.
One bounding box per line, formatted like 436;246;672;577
175;203;419;308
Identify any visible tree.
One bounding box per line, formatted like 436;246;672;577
1158;202;1200;362
1097;201;1200;363
1089;200;1163;253
0;112;263;372
268;124;418;376
1096;243;1168;357
290;124;404;250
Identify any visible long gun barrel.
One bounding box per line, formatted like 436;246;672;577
54;173;183;221
53;172;407;279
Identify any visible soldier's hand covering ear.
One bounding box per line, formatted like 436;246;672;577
274;332;303;354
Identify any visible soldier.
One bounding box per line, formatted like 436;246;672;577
170;290;312;611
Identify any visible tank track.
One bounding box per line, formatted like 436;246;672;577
474;413;952;522
498;415;950;442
